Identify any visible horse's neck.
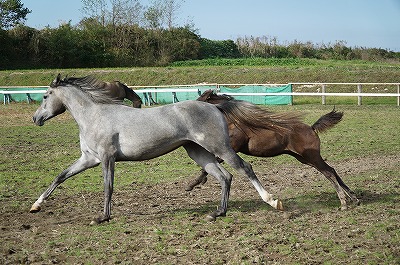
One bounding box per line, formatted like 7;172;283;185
60;87;98;127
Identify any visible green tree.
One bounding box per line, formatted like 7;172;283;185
0;0;31;29
199;38;240;59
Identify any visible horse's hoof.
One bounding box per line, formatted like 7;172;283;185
90;216;110;225
277;200;284;211
200;177;208;185
29;204;41;213
205;214;216;222
185;184;195;191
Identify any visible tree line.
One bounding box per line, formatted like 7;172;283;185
0;0;398;70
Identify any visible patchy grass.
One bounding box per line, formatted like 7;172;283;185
1;59;400;86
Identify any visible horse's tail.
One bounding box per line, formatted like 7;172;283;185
119;82;143;108
311;108;343;134
215;100;303;134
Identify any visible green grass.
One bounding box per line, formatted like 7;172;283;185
1;58;399;86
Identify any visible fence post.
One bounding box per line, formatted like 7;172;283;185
397;84;400;106
321;84;326;105
357;84;362;106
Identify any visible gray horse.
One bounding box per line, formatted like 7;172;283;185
30;74;283;225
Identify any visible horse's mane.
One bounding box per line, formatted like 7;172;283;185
50;75;122;104
200;90;303;134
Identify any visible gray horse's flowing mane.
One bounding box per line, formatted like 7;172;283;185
51;75;122;104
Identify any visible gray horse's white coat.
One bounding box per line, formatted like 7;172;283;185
30;75;281;224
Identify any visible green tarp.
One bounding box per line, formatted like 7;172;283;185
1;84;292;105
0;87;46;103
219;84;292;105
137;86;213;105
137;84;292;105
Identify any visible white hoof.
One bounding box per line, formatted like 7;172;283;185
29;203;41;213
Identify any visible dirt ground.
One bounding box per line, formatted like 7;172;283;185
1;154;399;264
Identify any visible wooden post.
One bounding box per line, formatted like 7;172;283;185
397;84;400;106
321;84;326;105
357;84;362;106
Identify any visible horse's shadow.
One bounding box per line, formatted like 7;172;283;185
173;189;399;219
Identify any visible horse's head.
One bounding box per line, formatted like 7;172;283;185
197;90;234;104
33;74;67;126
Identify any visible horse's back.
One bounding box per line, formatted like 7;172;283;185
100;101;228;160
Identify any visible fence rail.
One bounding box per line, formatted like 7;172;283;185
1;83;400;106
290;83;400;106
128;83;400;106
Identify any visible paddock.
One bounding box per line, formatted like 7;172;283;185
1;102;399;264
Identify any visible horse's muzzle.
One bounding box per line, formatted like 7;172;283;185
33;115;44;126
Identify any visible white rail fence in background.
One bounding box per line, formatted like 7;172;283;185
1;83;399;106
130;83;400;106
290;83;400;106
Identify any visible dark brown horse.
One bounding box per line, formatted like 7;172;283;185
66;76;142;108
187;90;359;210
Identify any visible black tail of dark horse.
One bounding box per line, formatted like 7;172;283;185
311;109;343;134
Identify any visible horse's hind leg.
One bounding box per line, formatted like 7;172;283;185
183;143;232;221
294;152;359;209
185;157;223;191
320;163;360;209
219;152;283;210
185;169;208;191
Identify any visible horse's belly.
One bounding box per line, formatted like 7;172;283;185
116;138;186;161
246;135;286;157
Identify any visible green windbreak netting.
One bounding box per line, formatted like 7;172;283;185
135;86;216;105
0;87;46;102
219;84;292;105
136;84;292;105
1;84;292;105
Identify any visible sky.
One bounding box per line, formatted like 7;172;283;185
23;0;400;51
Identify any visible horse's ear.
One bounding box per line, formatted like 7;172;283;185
207;90;217;99
50;73;62;88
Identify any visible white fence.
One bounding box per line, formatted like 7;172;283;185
290;83;400;106
128;83;400;106
1;83;400;106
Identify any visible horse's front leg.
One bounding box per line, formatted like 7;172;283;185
30;154;100;213
90;156;116;225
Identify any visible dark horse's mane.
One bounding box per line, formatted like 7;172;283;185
201;90;304;134
50;75;122;104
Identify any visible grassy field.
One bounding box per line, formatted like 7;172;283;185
1;58;400;86
1;101;399;264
